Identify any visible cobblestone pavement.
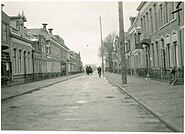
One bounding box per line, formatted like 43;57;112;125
104;72;184;132
2;73;171;131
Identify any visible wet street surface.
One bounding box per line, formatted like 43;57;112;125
2;73;171;131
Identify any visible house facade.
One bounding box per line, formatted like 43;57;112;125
137;2;184;79
1;5;11;83
30;34;47;80
28;24;73;78
9;12;33;83
54;35;70;76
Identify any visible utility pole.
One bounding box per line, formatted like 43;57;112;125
99;16;104;75
118;1;127;84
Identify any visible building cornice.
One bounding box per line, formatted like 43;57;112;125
136;2;147;11
10;33;32;44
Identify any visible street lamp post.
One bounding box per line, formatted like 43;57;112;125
99;16;104;75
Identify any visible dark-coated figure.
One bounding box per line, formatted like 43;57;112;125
97;66;101;77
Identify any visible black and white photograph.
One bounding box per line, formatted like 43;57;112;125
1;0;184;133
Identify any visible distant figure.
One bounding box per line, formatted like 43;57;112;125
169;66;177;84
89;66;93;75
97;66;101;77
86;66;89;75
86;66;93;75
170;66;176;77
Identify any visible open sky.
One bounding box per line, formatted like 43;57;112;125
2;0;140;66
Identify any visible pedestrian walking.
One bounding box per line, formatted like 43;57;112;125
86;66;88;75
97;66;101;77
169;66;176;85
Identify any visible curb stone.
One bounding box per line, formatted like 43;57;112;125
105;76;181;132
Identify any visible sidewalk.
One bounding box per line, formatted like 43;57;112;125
1;73;84;101
104;72;184;132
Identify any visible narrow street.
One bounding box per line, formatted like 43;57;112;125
2;73;171;132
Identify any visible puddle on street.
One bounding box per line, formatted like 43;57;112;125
76;100;88;104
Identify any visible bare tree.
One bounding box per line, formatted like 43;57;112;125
98;33;116;72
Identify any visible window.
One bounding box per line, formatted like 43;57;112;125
46;46;49;54
149;8;153;33
161;39;166;69
173;42;177;66
153;4;158;30
134;34;137;45
13;49;17;74
145;47;149;67
28;52;30;73
24;51;26;73
128;40;131;51
165;2;169;23
171;2;175;20
141;18;143;33
152;44;155;67
167;44;171;67
41;39;46;53
146;12;149;33
143;16;146;34
159;4;163;27
156;42;159;67
2;23;8;43
138;33;141;43
19;50;22;73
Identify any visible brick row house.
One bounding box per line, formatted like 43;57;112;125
1;4;83;85
1;4;11;84
137;2;184;80
68;51;83;74
28;24;71;79
10;12;33;83
112;2;184;81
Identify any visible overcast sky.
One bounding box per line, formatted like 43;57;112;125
2;0;140;66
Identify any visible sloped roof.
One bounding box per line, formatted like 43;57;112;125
54;35;69;50
28;28;70;50
28;28;51;40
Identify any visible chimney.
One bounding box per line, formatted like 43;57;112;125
1;4;4;11
48;28;53;35
42;23;48;30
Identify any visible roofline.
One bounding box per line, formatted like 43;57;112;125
10;16;21;19
10;33;32;44
136;2;147;11
10;16;27;22
28;28;70;51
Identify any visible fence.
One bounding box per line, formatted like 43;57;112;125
106;67;184;85
2;71;83;86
